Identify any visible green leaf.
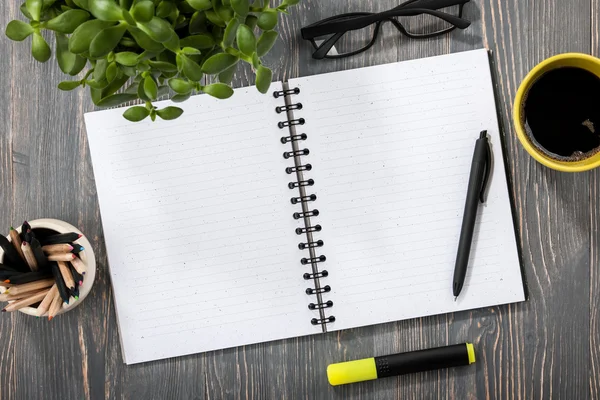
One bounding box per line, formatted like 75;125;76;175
131;1;154;23
163;33;180;52
102;74;129;97
230;0;248;17
255;65;271;94
222;18;239;48
31;32;51;62
188;11;207;34
46;9;90;33
257;10;277;31
150;110;156;121
251;51;259;68
181;55;203;81
137;17;175;43
218;63;236;84
256;30;277;57
180;34;214;49
156;1;175;18
245;14;257;30
86;79;108;89
90;0;124;21
20;4;33;19
137;79;150;101
202;82;233;99
127;26;163;51
58;80;82;91
204;10;225;27
115;51;138;66
144;75;158;99
119;0;133;9
72;0;90;10
106;61;118;82
148;60;177;72
56;32;87;75
182;47;201;55
123;106;150;122
26;0;43;21
171;92;191;102
187;0;212;11
69;19;114;54
90;86;102;105
93;59;108;80
5;20;34;41
96;93;138;107
157;106;184;120
122;10;136;25
216;5;233;22
168;78;194;94
121;66;137;76
236;24;255;56
201;53;238;74
89;24;127;58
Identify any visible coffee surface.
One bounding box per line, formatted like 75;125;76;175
524;67;600;160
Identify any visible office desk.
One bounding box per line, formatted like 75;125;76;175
0;1;599;398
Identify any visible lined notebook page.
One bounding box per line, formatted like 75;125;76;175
85;83;321;364
289;49;524;331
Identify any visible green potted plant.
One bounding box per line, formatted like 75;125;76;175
5;0;299;121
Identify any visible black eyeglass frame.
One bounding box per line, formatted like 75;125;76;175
301;0;471;60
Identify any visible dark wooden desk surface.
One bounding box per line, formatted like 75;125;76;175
1;1;599;399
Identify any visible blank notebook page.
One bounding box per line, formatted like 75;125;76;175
85;83;320;364
289;49;525;331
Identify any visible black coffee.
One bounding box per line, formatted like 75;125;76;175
523;67;600;160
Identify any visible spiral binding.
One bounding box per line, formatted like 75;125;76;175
276;85;334;329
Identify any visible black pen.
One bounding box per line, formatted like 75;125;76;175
453;130;492;300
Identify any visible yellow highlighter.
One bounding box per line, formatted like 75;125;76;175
327;343;476;386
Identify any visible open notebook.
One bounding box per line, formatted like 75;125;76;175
85;49;525;364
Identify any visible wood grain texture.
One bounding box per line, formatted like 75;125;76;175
0;0;599;399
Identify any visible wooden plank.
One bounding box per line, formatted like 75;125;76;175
590;2;599;398
481;0;594;399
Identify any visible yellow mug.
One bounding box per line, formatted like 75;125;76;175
513;53;600;172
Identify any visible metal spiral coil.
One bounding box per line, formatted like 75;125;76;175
276;86;334;327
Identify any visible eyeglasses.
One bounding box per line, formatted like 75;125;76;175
300;0;471;60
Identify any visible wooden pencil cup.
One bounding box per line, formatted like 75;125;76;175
0;219;96;317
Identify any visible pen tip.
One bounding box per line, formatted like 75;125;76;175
480;130;487;138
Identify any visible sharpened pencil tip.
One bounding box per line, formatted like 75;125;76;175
68;245;73;250
454;296;458;302
9;226;14;230
77;234;83;238
1;309;5;312
74;296;79;300
3;280;10;283
78;281;83;286
71;254;75;259
48;316;53;321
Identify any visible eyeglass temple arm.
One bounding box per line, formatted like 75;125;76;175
301;8;469;39
395;0;470;11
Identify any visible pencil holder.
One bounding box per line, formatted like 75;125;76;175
0;218;96;317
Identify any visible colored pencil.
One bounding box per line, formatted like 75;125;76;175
36;284;58;316
42;243;74;254
39;232;82;246
2;289;50;312
71;285;80;300
9;227;26;262
19;221;31;241
68;263;83;286
0;290;45;302
51;263;70;303
47;290;62;320
22;230;34;244
47;253;76;262
4;278;54;296
0;234;29;271
21;242;39;272
0;263;20;272
0;270;21;281
2;270;53;285
57;261;75;291
30;238;48;270
71;256;86;275
70;243;85;254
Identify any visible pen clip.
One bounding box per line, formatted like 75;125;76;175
479;132;491;203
